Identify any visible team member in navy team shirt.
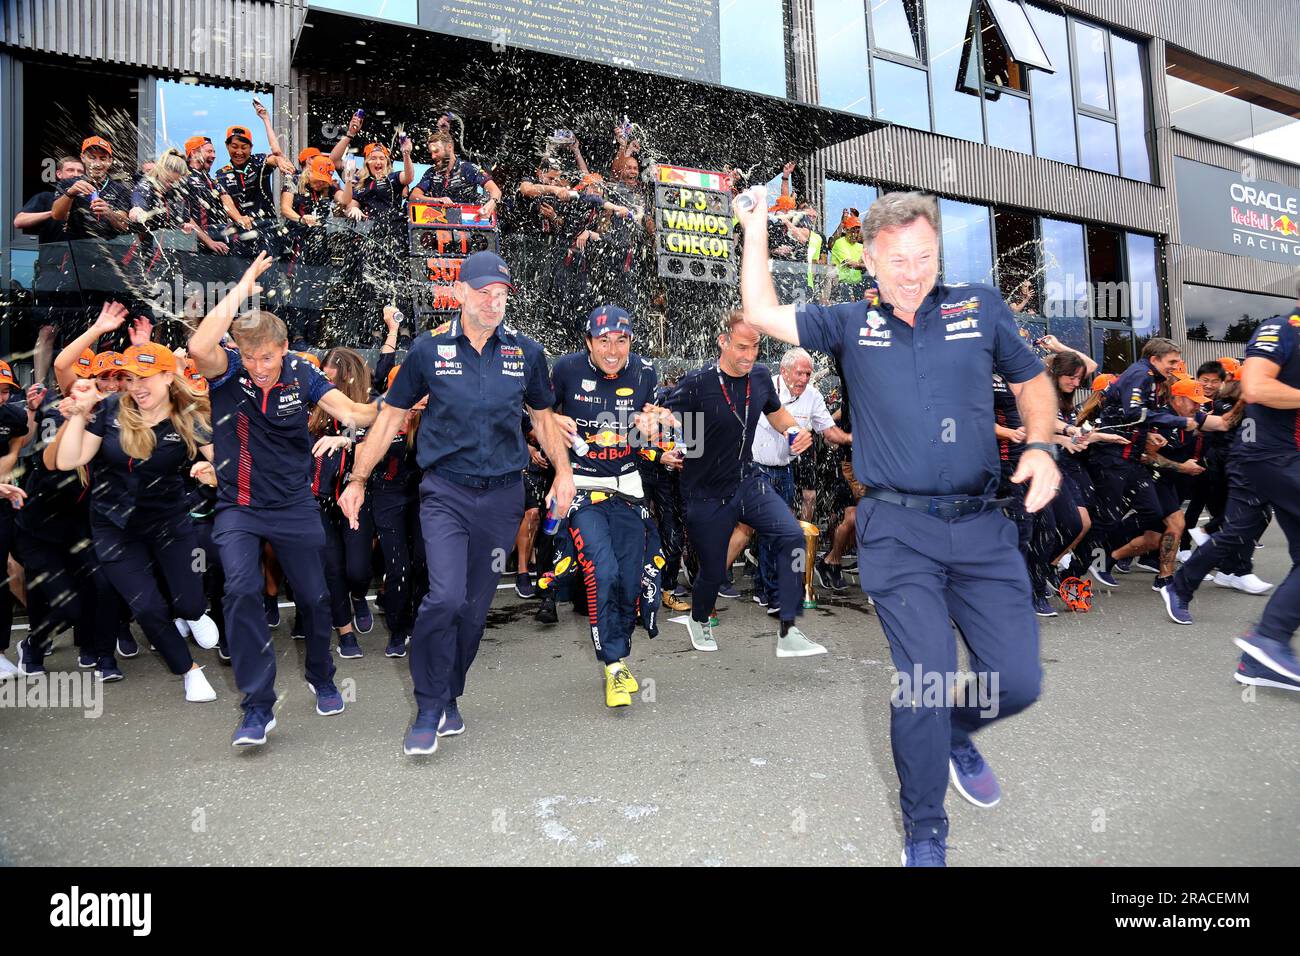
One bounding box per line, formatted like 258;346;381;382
55;343;219;699
737;188;1061;867
188;253;380;747
339;251;574;757
216;102;295;258
1216;308;1300;690
408;131;500;215
549;305;675;708
664;310;825;659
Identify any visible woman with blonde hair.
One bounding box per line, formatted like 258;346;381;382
55;342;221;699
307;347;376;657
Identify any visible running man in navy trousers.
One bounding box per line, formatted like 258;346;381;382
189;253;380;747
340;251;575;757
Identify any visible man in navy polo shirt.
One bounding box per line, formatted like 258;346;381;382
738;188;1061;867
340;251;574;757
189;252;381;747
550;304;673;708
216;102;294;258
1228;308;1300;690
665;310;825;659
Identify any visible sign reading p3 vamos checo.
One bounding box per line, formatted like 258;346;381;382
654;164;735;285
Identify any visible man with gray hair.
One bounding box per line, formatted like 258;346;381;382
750;347;851;613
736;188;1061;867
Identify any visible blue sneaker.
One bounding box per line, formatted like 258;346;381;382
1234;634;1300;684
1033;592;1058;618
307;681;345;716
949;742;1001;808
1113;558;1132;574
752;592;769;608
78;651;97;669
290;617;306;640
1160;584;1193;625
264;594;281;628
902;836;948;867
1134;556;1161;574
232;708;277;747
385;633;408;658
116;633;139;659
514;573;536;599
403;711;441;756
717;577;740;599
351;596;373;635
1090;565;1119;589
337;633;363;659
1234;653;1300;692
16;639;45;676
95;658;124;682
437;702;465;737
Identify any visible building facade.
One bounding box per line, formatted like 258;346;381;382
2;0;1297;371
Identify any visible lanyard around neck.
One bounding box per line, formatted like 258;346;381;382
716;364;751;461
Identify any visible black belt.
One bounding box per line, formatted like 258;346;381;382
862;487;1011;520
427;467;522;490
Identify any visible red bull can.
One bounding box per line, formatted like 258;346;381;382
542;497;562;536
787;426;801;455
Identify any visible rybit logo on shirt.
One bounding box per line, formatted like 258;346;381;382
945;316;979;332
438;345;457;359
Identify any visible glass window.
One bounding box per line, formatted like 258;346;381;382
311;0;418;23
927;0;984;142
1092;325;1134;371
1025;4;1076;165
1166;71;1300;165
870;0;923;60
1245;102;1300;160
1041;217;1088;348
1111;36;1151;182
157;80;274;157
815;0;872;115
1086;225;1124;322
993;206;1038;302
824;179;878;230
1073;21;1111;111
939;198;994;284
721;0;788;98
985;0;1052;70
1184;284;1291;343
1077;115;1119;175
984;90;1032;154
872;58;931;131
1125;232;1160;337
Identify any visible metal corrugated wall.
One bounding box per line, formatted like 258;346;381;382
0;0;306;86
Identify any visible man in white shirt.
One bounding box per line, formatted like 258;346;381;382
749;348;851;613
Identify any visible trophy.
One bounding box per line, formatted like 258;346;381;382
799;520;820;609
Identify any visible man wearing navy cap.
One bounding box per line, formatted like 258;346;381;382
738;188;1060;867
341;251;575;756
664;310;826;659
549;304;675;708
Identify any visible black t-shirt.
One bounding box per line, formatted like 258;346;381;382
130;179;192;233
180;168;230;243
0;398;27;456
54;176;132;240
86;394;209;529
666;364;781;500
19;191;68;244
354;171;407;236
290;192;336;267
216;155;278;220
413;159;491;205
17;397;90;540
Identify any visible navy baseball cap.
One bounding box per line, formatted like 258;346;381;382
587;305;633;338
459;251;514;290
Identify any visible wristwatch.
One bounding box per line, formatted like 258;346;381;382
1024;441;1059;461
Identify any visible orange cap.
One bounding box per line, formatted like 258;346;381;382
362;142;389;159
577;173;604;191
0;361;14;387
306;155;336;183
81;135;113;156
295;352;321;369
92;351;127;376
1171;378;1208;403
298;147;322;166
1217;356;1242;375
387;365;402;390
1091;373;1116;392
122;343;177;377
770;195;796;213
74;349;96;378
184;135;212;157
181;358;208;393
225;125;253;144
842;216;862;229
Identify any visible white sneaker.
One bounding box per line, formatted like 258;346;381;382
0;655;19;681
186;615;221;649
686;618;717;652
184;667;217;702
174;618;191;637
1189;527;1210;547
1227;572;1268;595
776;626;827;658
1176;550;1192;564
